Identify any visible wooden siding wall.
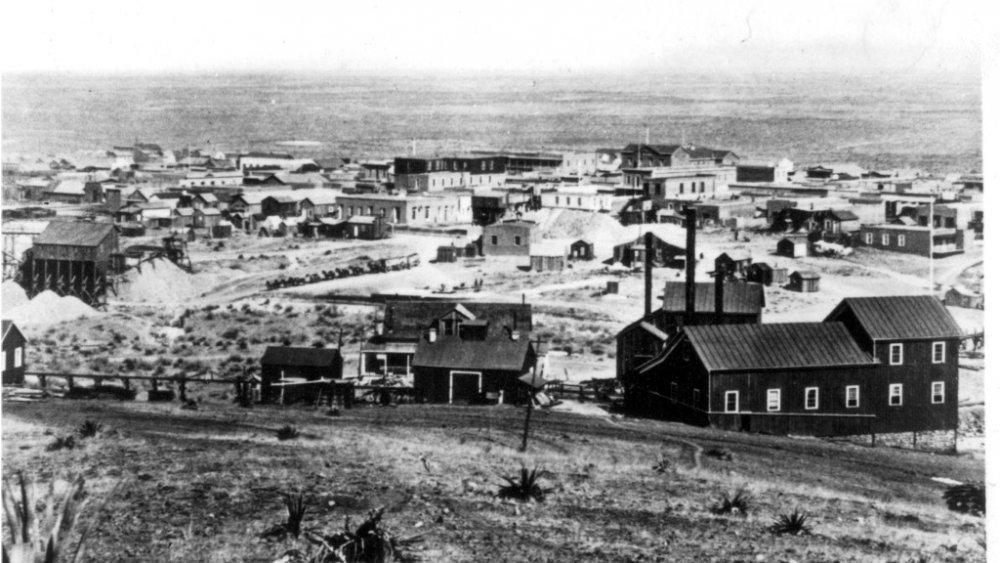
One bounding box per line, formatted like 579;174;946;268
869;339;959;433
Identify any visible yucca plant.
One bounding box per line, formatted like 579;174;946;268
943;483;985;516
76;420;103;439
1;472;87;563
260;492;308;541
304;506;421;563
712;488;753;516
276;425;301;441
497;466;550;503
770;510;812;535
46;435;77;452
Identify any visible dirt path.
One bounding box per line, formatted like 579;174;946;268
604;417;704;470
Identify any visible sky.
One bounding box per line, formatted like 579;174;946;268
0;0;987;76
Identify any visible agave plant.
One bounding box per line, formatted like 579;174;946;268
76;420;103;439
497;466;550;503
277;425;301;441
943;483;985;516
712;488;752;516
46;435;77;452
261;492;308;541
1;473;87;563
770;510;812;535
304;506;421;563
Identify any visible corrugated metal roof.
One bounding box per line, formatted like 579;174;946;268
261;346;341;367
34;221;115;247
412;335;531;371
825;295;964;341
662;282;764;315
685;322;876;373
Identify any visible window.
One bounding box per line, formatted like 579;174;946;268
804;387;819;410
14;347;22;368
931;381;945;404
425;208;429;219
766;389;781;412
845;385;859;408
881;233;890;246
700;181;706;193
577;197;582;207
1;351;5;371
555;196;560;205
724;391;739;413
889;343;903;365
679;182;684;194
897;234;906;247
349;206;354;216
864;232;873;244
491;235;498;245
889;383;903;406
380;208;386;217
411;208;417;220
693;388;701;406
514;236;521;246
932;342;945;363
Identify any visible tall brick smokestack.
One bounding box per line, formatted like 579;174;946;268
644;231;653;317
684;208;697;323
715;256;725;324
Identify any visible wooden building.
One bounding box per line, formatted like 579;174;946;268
2;320;27;385
412;331;536;404
611;228;687;268
569;239;594;261
789;271;820;292
436;245;459;263
747;262;786;286
715;252;752;280
529;243;567;272
260;346;343;404
859;225;964;258
193;207;222;228
943;286;983;309
346;215;389;240
777;236;808;258
824;296;962;434
20;221;118;305
482;220;537;257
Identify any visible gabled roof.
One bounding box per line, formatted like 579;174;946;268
174;208;195;217
384;300;532;339
261;346;341;367
49;180;86;195
792;270;820;279
684;322;876;373
829;210;859;221
196;208;221;216
661;282;765;315
412;335;532;372
195;192;219;203
34;221;115;247
622;144;683;156
2;320;23;342
825;295;964;341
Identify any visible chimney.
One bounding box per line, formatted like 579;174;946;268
715;258;725;324
684;208;697;323
644;231;654;316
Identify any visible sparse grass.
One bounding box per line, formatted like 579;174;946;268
498;466;550;503
277;425;301;441
711;488;752;517
770;510;812;535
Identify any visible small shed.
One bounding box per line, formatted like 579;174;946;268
260;346;343;404
119;222;146;237
464;241;480;258
210;221;234;239
2;320;27;385
789;270;821;293
569;239;595;261
943;286;983;309
746;262;774;286
715;252;752;279
777;236;809;258
346;215;389;240
437;245;459;263
194;207;223;229
530;243;567;272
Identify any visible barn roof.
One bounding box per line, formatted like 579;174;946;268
412;335;532;372
662;282;765;315
261;346;341;367
683;322;876;373
825;295;964;341
34;221;115;247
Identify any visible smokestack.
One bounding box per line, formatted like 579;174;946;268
715;257;725;324
684;208;697;323
644;231;654;316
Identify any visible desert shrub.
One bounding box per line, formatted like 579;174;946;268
301;506;419;563
1;473;86;562
770;510;811;535
46;435;77;451
712;489;752;516
944;483;985;516
277;425;300;441
76;420;103;439
221;327;241;340
498;466;550;503
260;492;307;541
705;448;734;461
148;389;176;402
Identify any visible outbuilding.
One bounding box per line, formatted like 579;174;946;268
2;320;27;385
569;239;595;261
777;236;809;258
412;332;537;404
789;270;820;293
260;346;343;404
943;286;983;310
529;243;567;272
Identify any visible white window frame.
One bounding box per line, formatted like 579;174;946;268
13;347;22;368
724;391;739;413
1;351;5;373
804;387;819;410
889;383;903;406
881;233;890;246
931;381;945;404
845;385;860;408
669;382;678;401
932;341;945;364
766;389;781;412
897;234;906;247
448;370;482;404
889;343;903;365
864;232;873;244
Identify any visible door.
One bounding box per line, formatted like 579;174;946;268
449;371;482;404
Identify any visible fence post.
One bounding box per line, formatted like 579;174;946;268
122;378;131;391
179;379;188;403
67;376;75;390
38;374;47;388
152;378;159;392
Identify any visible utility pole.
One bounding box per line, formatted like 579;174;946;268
929;198;935;294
